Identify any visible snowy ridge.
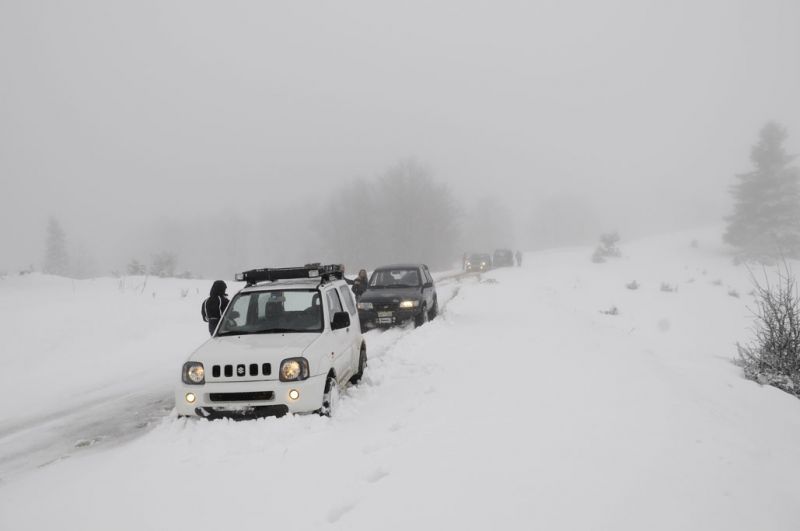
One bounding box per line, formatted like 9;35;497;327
1;229;800;530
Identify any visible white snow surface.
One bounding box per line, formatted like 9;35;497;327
1;228;800;530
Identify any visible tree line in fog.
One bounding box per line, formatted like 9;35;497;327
36;121;800;279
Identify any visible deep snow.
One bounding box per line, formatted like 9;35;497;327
1;228;799;530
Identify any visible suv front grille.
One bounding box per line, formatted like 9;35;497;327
212;363;272;378
209;392;274;402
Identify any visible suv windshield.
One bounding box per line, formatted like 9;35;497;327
369;268;420;288
469;254;490;263
217;289;323;336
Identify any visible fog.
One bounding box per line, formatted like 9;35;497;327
1;0;799;276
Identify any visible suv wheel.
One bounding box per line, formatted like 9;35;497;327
350;346;367;384
429;298;438;320
318;375;339;417
414;305;429;328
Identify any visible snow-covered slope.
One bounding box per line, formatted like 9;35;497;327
1;228;799;530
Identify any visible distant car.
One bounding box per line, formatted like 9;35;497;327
357;264;438;330
465;253;492;273
492;249;514;268
175;264;366;419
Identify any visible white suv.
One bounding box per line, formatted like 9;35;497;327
176;265;367;419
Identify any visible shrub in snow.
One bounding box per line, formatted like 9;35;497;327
728;289;740;298
626;280;640;290
712;279;723;286
126;259;146;276
150;252;177;278
737;265;800;398
660;282;677;293
591;232;621;263
601;306;619;316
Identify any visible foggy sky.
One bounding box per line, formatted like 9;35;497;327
1;0;799;274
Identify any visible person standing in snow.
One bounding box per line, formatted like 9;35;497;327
515;250;522;267
351;269;369;300
201;280;229;336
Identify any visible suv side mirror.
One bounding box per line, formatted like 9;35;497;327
331;311;350;330
423;281;433;288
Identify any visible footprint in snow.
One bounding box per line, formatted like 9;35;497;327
362;440;391;455
364;467;390;484
327;500;357;524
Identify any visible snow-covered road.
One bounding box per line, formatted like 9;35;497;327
2;230;800;530
0;272;465;479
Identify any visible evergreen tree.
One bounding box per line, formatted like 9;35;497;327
724;123;800;260
43;217;69;275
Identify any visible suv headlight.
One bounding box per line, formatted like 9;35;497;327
280;357;310;382
357;302;373;310
182;362;205;385
399;300;420;309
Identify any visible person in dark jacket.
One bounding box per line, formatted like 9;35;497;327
201;280;229;336
351;269;369;300
515;250;523;267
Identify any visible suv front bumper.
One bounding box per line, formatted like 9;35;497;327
358;307;420;329
175;374;327;417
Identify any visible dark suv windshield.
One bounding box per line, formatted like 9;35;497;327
369;268;420;288
468;254;490;263
216;289;322;336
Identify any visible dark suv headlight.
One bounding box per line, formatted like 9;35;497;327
280;358;310;382
182;362;205;385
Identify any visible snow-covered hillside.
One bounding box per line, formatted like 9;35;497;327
1;228;799;530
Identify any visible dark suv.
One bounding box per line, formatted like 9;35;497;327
357;264;438;331
492;249;514;268
465;253;492;273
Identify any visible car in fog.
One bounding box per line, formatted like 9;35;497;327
465;253;492;273
176;264;366;419
357;264;438;330
492;249;515;267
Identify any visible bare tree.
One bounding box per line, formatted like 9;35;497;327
150;251;177;278
43;216;69;276
320;160;460;270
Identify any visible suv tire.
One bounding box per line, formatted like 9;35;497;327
414;305;429;328
318;375;339;417
350;346;367;384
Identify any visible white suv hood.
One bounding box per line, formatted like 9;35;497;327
189;333;320;366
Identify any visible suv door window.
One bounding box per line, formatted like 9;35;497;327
326;289;344;323
338;285;356;315
422;267;433;285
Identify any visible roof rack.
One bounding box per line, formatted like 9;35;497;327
235;264;344;286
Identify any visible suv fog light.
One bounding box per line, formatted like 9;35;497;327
185;392;196;404
289;389;300;400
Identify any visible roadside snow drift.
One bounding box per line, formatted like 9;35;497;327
1;228;799;531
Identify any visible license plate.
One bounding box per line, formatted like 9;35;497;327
377;311;393;318
377;317;393;324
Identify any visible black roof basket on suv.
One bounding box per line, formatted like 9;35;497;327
235;264;344;286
